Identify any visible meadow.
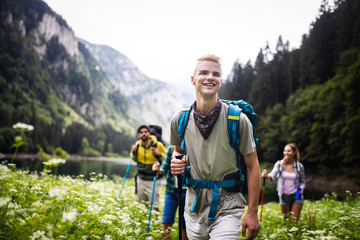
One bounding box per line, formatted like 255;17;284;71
0;161;359;240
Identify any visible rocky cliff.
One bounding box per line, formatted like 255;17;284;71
82;41;186;142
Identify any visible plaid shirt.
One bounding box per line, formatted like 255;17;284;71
159;146;177;194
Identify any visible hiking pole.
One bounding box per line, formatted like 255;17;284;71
175;154;184;240
146;169;158;235
260;177;266;222
117;155;134;200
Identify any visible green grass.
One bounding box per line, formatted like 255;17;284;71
258;192;360;239
0;162;359;239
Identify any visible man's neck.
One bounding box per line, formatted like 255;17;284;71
195;94;219;115
141;138;150;146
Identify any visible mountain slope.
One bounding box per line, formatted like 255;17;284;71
81;41;187;142
0;0;131;154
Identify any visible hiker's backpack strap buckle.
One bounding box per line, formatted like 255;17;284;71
186;177;235;220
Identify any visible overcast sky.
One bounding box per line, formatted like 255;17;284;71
43;0;326;91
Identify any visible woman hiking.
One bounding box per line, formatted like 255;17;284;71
262;143;305;221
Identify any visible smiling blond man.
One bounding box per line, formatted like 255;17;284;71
170;54;260;240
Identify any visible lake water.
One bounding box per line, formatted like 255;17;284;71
2;157;137;180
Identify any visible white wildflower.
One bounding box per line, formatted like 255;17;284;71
101;214;117;225
48;188;67;198
18;218;26;225
104;235;112;240
10;188;18;193
269;233;278;239
43;158;66;167
6;210;15;216
0;197;11;207
1;164;9;172
32;201;42;208
8;202;19;209
62;209;78;222
338;216;350;221
7;163;16;168
134;228;141;235
12;122;34;131
320;236;338;240
32;185;42;191
29;230;49;240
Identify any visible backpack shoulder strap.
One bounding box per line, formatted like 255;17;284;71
227;104;241;148
178;105;192;155
227;104;245;181
278;160;284;177
134;142;140;162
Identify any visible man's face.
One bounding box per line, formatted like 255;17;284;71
191;60;222;97
138;128;150;141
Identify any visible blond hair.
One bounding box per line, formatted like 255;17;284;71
281;143;301;169
193;54;222;76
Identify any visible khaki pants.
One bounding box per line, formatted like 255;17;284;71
184;210;244;240
136;176;161;207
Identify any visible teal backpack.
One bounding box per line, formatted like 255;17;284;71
177;99;258;220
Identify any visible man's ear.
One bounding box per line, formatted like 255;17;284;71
191;76;195;86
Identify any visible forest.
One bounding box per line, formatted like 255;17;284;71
220;0;360;180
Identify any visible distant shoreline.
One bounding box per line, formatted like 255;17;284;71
0;153;130;162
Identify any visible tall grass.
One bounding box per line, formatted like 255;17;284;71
0;163;165;239
0;162;359;239
258;191;360;239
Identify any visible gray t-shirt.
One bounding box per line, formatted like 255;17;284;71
170;102;255;223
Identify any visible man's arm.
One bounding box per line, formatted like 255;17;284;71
242;148;260;240
129;143;138;158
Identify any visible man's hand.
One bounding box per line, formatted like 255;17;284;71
152;162;161;174
242;212;260;240
130;145;138;154
151;147;162;158
170;152;186;175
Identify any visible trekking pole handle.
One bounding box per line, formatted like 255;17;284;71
154;162;159;176
175;154;184;184
154;161;160;173
175;154;184;171
262;176;266;186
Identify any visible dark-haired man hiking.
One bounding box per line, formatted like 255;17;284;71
170;54;260;240
130;125;166;208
